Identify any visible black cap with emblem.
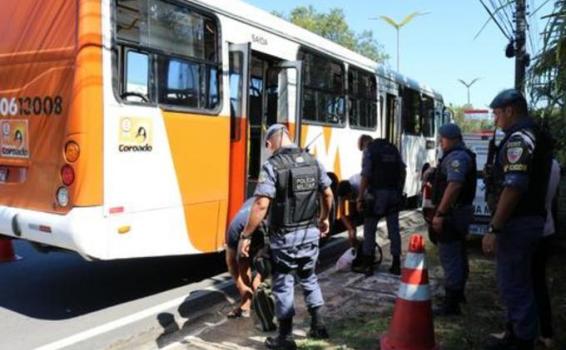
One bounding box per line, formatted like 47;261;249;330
489;89;526;109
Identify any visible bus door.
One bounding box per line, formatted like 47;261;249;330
228;43;251;221
245;52;302;196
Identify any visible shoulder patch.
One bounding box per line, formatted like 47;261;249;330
506;147;524;164
451;159;460;169
258;171;268;184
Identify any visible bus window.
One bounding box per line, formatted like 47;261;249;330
124;51;152;103
421;95;435;137
298;49;345;126
229;51;244;140
115;0;220;111
401;88;421;135
348;67;377;130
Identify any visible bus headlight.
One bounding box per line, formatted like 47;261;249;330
56;187;69;207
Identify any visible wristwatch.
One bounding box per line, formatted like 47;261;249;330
488;224;502;235
240;232;253;240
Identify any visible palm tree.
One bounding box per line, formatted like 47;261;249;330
529;0;565;113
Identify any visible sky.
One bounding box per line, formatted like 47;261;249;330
246;0;553;108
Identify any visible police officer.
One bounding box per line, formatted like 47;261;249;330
431;123;477;316
355;138;406;276
239;124;334;350
483;89;552;350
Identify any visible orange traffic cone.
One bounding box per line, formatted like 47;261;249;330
0;237;17;263
380;234;437;350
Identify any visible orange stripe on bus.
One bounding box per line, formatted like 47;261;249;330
163;112;230;252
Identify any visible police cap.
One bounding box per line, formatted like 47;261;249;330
439;123;462;140
489;89;526;109
265;124;289;142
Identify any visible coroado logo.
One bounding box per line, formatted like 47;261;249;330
118;117;153;152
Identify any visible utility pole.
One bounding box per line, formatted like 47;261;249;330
515;0;527;93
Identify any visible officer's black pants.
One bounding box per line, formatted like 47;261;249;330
532;235;553;338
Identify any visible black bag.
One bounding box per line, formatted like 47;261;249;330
252;222;272;278
351;243;383;268
253;280;277;332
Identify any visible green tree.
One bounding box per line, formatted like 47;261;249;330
529;1;565;112
450;103;494;134
274;6;389;63
529;1;565;163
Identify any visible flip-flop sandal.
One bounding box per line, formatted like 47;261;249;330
227;308;251;319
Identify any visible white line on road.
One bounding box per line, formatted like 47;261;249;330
34;281;232;350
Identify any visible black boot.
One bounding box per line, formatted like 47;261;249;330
455;289;467;304
485;330;534;350
389;255;401;275
265;318;296;350
434;289;461;316
352;255;374;276
308;307;329;339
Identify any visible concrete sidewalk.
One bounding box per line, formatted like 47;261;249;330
162;211;432;350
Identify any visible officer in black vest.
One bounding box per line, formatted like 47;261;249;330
239;124;334;350
430;123;477;316
355;138;406;276
483;89;552;350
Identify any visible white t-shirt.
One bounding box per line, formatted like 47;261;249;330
544;159;561;236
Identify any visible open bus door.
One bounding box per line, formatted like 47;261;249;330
228;43;251;221
227;48;303;219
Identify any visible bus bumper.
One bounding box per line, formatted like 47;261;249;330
0;206;105;260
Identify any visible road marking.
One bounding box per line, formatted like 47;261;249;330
34;281;232;350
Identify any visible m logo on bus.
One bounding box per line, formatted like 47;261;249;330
118;117;153;152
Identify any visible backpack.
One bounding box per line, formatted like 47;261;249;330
253;280;277;332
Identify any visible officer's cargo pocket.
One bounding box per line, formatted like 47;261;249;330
290;166;318;223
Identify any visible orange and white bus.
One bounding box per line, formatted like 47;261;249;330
0;0;449;260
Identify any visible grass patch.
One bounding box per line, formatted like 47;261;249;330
298;312;391;350
299;236;566;349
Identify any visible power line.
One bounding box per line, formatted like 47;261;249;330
498;0;516;34
527;0;539;54
530;0;554;17
493;0;515;36
478;0;512;40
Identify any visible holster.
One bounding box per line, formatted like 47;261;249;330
437;214;466;243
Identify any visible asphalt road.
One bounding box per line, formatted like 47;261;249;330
0;210;420;350
0;240;228;350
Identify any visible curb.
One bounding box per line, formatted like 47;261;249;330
41;210;423;350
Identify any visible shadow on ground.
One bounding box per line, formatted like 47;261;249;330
0;241;227;320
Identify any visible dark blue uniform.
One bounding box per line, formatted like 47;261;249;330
361;140;405;260
254;146;332;321
494;118;547;341
435;144;476;295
